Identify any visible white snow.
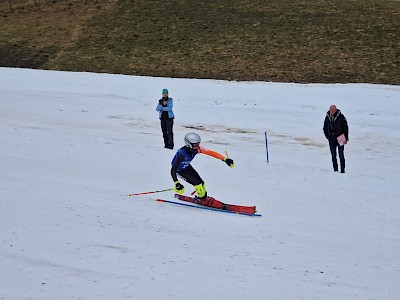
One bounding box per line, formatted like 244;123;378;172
1;67;400;300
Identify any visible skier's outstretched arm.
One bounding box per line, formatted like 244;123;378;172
198;146;234;168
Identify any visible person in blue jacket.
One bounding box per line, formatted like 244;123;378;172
171;132;234;209
156;88;174;149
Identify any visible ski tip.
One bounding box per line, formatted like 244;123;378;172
156;199;167;203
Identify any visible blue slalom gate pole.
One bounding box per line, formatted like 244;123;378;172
265;131;269;163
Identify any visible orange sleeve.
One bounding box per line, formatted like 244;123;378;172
198;146;225;160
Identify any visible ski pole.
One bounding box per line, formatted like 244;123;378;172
127;188;174;197
224;150;229;158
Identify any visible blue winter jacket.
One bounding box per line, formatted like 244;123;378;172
156;97;175;119
171;146;198;172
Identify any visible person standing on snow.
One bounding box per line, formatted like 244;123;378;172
323;104;349;173
156;88;174;149
171;132;234;209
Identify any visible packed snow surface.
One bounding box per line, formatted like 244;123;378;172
1;68;399;299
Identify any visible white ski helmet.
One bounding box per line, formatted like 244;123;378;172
184;132;201;149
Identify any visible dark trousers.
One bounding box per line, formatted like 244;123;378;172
329;139;345;172
160;118;174;149
177;165;204;186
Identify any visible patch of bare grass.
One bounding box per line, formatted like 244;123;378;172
0;0;399;84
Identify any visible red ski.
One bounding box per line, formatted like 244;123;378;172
174;194;256;215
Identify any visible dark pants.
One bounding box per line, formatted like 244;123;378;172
328;139;345;172
177;165;204;186
160;118;174;149
178;165;212;201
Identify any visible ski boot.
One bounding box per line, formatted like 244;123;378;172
195;195;226;210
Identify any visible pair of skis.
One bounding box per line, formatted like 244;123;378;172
157;194;261;217
128;189;261;217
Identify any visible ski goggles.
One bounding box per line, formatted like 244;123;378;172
191;142;200;149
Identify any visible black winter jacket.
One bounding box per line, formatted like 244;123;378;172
323;109;349;141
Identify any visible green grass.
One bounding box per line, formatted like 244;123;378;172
1;0;399;84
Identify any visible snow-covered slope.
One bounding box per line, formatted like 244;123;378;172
1;68;399;299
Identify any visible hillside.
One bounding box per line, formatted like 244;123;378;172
0;0;399;84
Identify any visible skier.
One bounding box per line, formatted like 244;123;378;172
323;104;349;173
171;132;234;209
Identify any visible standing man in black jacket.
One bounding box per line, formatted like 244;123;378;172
323;105;349;173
